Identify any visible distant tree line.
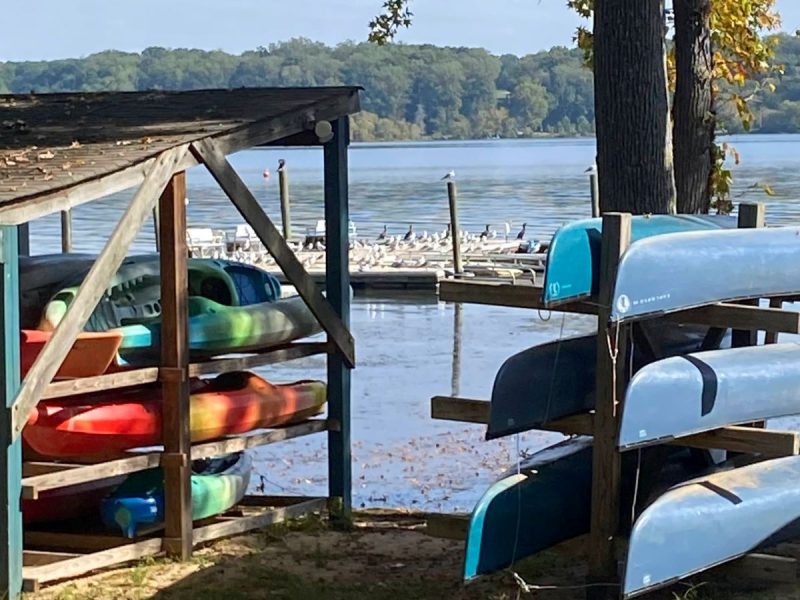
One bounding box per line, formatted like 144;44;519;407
1;35;800;141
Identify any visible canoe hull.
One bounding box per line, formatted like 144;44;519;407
619;343;800;449
611;226;800;322
487;322;725;440
624;455;800;597
102;452;252;538
542;215;734;306
24;372;327;458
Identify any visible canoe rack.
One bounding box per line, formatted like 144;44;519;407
432;202;800;598
0;88;360;597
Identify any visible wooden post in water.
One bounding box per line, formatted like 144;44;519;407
278;159;291;240
152;207;161;252
451;302;463;397
60;210;72;253
589;168;600;218
447;180;463;275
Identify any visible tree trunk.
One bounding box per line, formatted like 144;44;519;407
594;0;676;214
673;0;714;214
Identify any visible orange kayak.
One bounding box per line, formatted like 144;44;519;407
21;329;122;379
24;371;327;459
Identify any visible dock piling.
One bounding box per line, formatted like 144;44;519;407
589;169;600;218
279;160;291;240
447;180;463;275
60;210;72;253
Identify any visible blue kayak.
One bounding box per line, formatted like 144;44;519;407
542;215;735;306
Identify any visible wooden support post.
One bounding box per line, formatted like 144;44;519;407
733;202;765;348
158;171;192;560
278;160;291;240
15;224;28;257
589;169;600;218
9;145;188;439
588;213;631;597
152;207;161;252
451;303;462;397
324;117;352;524
447;180;463;274
0;226;22;599
765;297;784;344
60;210;72;253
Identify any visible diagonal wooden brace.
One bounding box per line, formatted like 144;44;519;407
190;138;355;368
9;145;189;440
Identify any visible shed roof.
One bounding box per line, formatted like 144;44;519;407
0;87;360;224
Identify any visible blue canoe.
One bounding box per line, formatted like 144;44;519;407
542;215;734;306
619;343;800;450
102;451;253;538
624;455;800;597
611;226;800;322
487;322;728;440
464;438;719;581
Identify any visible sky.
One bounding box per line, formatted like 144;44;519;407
2;0;800;62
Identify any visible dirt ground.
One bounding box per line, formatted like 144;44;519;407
24;511;800;600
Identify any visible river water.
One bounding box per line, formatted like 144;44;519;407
25;135;800;512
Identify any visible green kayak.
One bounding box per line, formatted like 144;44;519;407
41;255;322;362
101;451;252;538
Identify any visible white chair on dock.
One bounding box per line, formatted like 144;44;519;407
229;224;264;253
186;227;226;258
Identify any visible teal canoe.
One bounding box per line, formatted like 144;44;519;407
464;439;718;580
101;451;252;538
41;255;321;361
542;215;735;306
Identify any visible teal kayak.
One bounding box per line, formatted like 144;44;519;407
542;215;735;306
101;451;252;538
40;255;321;361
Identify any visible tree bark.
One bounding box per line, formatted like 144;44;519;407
594;0;676;214
673;0;714;214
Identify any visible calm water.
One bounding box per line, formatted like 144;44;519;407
24;136;800;511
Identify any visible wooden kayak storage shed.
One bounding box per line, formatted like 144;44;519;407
0;87;359;596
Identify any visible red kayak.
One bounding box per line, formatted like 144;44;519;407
21;329;122;379
23;476;126;525
23;371;327;459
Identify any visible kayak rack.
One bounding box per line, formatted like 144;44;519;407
433;202;800;598
0;88;361;597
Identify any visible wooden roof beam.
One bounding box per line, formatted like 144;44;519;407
9;144;189;439
190;138;355;368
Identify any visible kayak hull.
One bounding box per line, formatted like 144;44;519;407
24;372;327;458
21;329;122;379
102;452;252;538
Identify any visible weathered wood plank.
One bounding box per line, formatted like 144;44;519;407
668;303;800;333
438;279;597;315
192;498;327;545
23;531;133;553
42;367;160;400
22;538;163;587
191;138;355;368
719;552;798;584
158;171;193;560
187;342;330;377
10;145;189;439
189;419;329;461
589;213;630;586
425;513;469;540
680;426;799;458
22;550;81;568
21;453;161;499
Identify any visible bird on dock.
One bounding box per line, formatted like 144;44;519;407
403;224;414;241
278;159;286;172
516;223;527;240
480;225;491;240
584;163;597;174
441;170;455;181
377;225;388;240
